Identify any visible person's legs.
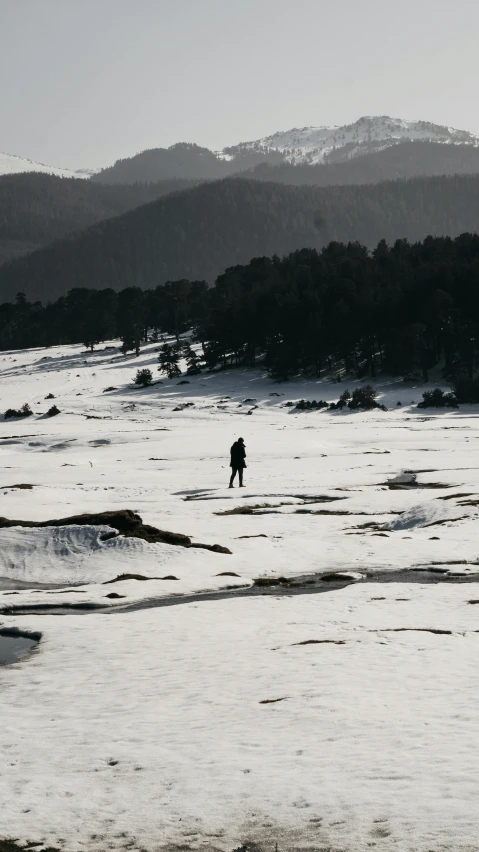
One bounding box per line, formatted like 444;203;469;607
229;468;237;487
239;468;244;487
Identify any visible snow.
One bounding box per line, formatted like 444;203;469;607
0;340;479;850
233;115;479;165
0;151;98;179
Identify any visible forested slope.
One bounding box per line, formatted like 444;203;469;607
0;173;198;264
2;174;479;302
250;141;479;186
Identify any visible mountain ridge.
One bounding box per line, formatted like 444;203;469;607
231;115;479;165
4;115;479;182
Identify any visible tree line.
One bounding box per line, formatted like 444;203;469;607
3;234;479;397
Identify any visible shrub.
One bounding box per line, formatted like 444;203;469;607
348;385;378;410
295;399;328;411
329;386;387;411
46;405;60;417
45;393;55;400
4;403;33;420
329;390;351;410
418;388;458;408
134;368;153;387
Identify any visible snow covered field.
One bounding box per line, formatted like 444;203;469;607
1;341;479;852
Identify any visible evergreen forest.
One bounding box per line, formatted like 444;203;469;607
3;234;479;395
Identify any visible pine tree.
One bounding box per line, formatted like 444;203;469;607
183;342;202;374
134;368;153;387
158;344;181;378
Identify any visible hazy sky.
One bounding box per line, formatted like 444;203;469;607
1;0;478;169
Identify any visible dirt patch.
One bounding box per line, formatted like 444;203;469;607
295;508;359;516
0;842;59;852
190;542;231;554
371;628;453;635
386;482;450;490
0;509;231;553
1;484;34;490
437;492;476;501
291;639;345;646
0;602;100;614
104;573;179;583
259;697;289;704
104;593;126;599
215;503;292;516
104;573;151;583
237;534;268;539
216;572;241;577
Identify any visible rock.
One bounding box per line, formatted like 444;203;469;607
191;543;232;554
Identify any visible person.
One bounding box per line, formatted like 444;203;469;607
229;437;246;488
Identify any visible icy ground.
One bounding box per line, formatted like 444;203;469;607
1;341;479;852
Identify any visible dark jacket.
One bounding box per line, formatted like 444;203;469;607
230;440;246;469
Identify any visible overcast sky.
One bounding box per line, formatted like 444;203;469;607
1;0;478;169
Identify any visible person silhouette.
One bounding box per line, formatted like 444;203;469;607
229;437;246;487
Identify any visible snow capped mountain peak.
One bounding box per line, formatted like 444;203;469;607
228;116;479;165
0;151;98;179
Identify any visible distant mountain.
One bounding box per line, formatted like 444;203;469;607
5;116;479;185
90;117;479;185
0;173;199;265
1;174;479;303
0;151;97;179
232;116;479;165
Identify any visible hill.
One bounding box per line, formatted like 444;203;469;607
0;173;199;265
1;174;479;303
249;140;479;186
91;141;283;184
